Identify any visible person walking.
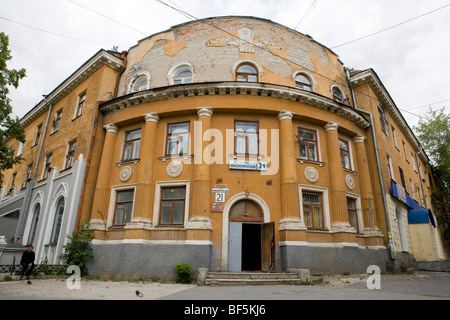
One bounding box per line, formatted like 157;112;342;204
20;246;35;284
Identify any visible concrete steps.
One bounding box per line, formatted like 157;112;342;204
203;271;303;286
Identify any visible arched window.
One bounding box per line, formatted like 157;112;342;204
236;63;258;82
173;67;193;84
27;204;40;246
230;199;263;222
128;72;150;93
332;86;344;103
295;73;313;91
50;197;65;244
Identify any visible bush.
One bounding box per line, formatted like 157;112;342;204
174;263;192;283
59;223;94;276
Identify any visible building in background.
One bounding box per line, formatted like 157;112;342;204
1;17;446;276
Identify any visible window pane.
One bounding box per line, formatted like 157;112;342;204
298;129;315;141
347;199;356;210
118;191;134;203
236;122;257;132
175;68;192;77
179;134;188;155
343;153;350;169
167;140;177;155
124;204;133;224
248;75;257;82
304;205;312;227
162;188;185;200
123;143;132;160
309;142;317;161
313;207;322;228
339;140;348;151
173;201;185;224
299;145;307;159
237;64;257;74
169;123;189;134
237;75;246;82
132;140;140;159
303;193;320;204
248;134;258;155
349;212;357;230
115;205;124;225
236;136;246;154
127;130;141;141
161;202;172;224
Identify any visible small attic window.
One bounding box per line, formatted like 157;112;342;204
332;85;344;103
128;71;150;93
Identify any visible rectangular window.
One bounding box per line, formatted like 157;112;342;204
387;154;395;181
17;142;24;156
166;122;190;156
65;140;77;169
75;92;86;118
43;153;52;180
347;198;358;232
410;178;415;199
8;172;17;194
391;126;398;148
33;124;42;147
235;121;259;156
378;105;389;136
411;152;417;171
52;109;62;133
159;187;186;226
399;167;406;189
339;138;351;170
402;141;408;162
113;190;134;226
23;165;32;188
123;129;141;161
298;127;318;161
303;192;324;229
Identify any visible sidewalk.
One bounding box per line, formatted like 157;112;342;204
0;271;449;300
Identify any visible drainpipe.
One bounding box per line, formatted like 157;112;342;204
346;70;394;260
17;96;53;242
113;51;127;98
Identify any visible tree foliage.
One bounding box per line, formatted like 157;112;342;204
414;107;450;244
59;223;94;276
0;32;26;180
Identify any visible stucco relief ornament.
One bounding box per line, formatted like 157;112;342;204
167;161;183;178
207;26;282;53
120;166;132;182
304;166;319;183
346;175;355;190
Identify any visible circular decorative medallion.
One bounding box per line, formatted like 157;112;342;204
346;175;355;190
304;166;319;183
167;161;183;178
120;166;132;182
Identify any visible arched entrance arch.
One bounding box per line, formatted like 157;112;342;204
221;193;274;272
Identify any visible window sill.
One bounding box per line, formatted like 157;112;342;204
115;159;140;167
155;225;185;229
343;168;358;176
297;159;325;167
158;154;193;162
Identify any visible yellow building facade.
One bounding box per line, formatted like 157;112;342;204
1;17;446;275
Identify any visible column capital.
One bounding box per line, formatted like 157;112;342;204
104;123;118;133
278;110;295;121
324;122;339;131
353;134;366;143
144;112;160;123
197;107;213;118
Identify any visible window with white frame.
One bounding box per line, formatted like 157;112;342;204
128;72;150;93
331;85;344;103
387;154;395;181
113;189;135;227
50;197;65;244
154;181;190;228
294;72;313;91
122;129;141;161
75;92;86;118
168;63;193;85
299;185;330;231
51;109;62;133
65;140;77;169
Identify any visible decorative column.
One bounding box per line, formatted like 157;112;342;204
187;108;213;240
353;135;382;235
90;123;119;230
126;113;159;230
278;111;303;231
324;122;351;232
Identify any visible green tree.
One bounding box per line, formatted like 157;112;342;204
59;223;94;276
0;32;26;180
414;107;450;246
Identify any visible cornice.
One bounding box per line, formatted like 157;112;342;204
99;82;370;129
350;69;428;162
20;50;124;128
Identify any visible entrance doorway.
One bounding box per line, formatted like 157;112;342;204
228;199;275;272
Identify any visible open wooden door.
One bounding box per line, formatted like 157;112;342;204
261;222;275;272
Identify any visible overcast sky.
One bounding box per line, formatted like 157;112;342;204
2;0;450;131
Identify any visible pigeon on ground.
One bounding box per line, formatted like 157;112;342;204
135;290;143;297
